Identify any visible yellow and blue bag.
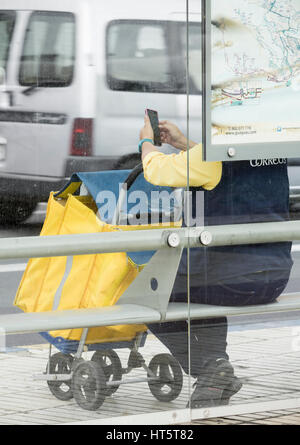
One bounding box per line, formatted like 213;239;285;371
14;169;182;353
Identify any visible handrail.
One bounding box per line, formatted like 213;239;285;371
290;186;300;203
1;294;300;335
0;219;299;336
0;220;299;260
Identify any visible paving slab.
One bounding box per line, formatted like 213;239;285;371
0;326;299;425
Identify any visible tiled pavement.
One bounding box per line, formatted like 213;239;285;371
1;322;300;425
190;409;300;425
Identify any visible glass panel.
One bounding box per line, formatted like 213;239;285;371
188;0;300;423
0;0;299;427
19;11;75;87
0;10;15;71
0;1;193;426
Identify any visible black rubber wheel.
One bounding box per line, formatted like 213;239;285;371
47;352;74;401
72;361;107;411
91;350;122;396
0;200;37;225
148;353;183;402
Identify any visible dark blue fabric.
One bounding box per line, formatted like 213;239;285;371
178;159;293;283
151;159;293;377
150;269;291;375
39;331;147;354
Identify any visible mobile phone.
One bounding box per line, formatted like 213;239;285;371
146;108;162;146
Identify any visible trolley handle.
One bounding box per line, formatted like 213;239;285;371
111;163;143;225
112;163;183;226
123;163;143;190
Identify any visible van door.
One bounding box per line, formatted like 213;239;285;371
0;10;16;159
0;9;77;179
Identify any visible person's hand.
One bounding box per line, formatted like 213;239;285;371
159;120;190;151
139;114;154;141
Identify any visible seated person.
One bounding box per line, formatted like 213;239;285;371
139;115;293;408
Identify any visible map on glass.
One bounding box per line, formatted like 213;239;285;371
211;0;300;146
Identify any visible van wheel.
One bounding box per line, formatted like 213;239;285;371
0;200;38;225
113;153;141;170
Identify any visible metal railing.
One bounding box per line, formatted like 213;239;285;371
290;186;300;205
1;220;300;423
1;219;300;260
0;220;300;336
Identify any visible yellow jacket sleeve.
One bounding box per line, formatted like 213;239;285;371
142;144;222;190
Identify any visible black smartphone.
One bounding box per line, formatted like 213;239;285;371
146;108;162;146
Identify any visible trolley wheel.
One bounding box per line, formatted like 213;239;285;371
46;352;74;401
72;361;107;411
147;353;183;402
91;350;122;396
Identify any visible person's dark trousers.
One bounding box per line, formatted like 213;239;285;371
148;269;291;377
148;317;228;378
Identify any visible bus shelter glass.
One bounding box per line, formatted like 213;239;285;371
2;0;300;427
188;0;300;423
0;0;194;425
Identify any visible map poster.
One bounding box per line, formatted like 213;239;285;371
206;0;300;158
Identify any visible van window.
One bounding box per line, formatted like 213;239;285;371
180;22;201;93
106;20;176;93
0;11;16;71
106;19;201;95
19;11;75;87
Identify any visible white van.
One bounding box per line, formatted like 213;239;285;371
0;0;202;223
